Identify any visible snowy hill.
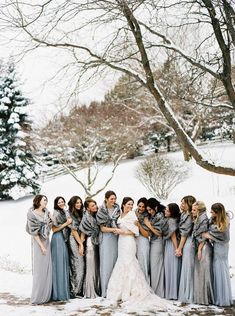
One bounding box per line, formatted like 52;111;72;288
0;142;234;315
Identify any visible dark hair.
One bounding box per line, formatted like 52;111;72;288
146;198;165;213
137;197;147;208
167;203;181;219
84;198;97;210
68;196;83;218
121;197;134;211
54;196;66;211
181;195;196;212
33;195;47;210
105;190;116;200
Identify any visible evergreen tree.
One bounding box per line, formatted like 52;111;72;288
0;63;40;200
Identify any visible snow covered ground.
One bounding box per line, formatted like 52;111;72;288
0;142;234;315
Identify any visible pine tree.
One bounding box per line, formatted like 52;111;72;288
0;63;40;200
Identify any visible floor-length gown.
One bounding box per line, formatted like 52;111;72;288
97;202;120;297
51;209;70;301
209;216;233;306
178;212;194;303
136;210;150;283
68;213;85;298
164;218;181;300
193;211;214;305
79;210;101;298
106;210;168;312
26;208;52;304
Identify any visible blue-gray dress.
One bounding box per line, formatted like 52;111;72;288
67;211;85;298
96;202;120;297
149;212;167;298
164;217;181;300
26;208;52;304
178;212;194;303
51;209;70;301
208;216;233;306
135;210;150;283
192;211;214;305
79;211;101;298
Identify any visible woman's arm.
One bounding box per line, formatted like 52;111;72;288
175;235;187;256
135;221;149;238
197;241;205;261
144;218;162;237
115;228;135;236
100;225;117;233
52;218;72;233
170;231;178;250
34;235;47;255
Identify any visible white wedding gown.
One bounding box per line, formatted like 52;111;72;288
106;211;169;311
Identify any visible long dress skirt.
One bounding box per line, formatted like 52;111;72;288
83;237;101;298
178;236;195;303
31;237;52;304
213;242;233;306
99;232;118;297
164;239;181;300
149;238;164;297
68;234;85;297
136;235;150;283
194;241;214;305
51;231;70;300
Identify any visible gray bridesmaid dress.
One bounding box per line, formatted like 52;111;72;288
135;210;150;282
149;212;167;298
192;211;214;305
164;217;181;300
209;216;233;306
96;202;120;297
51;209;70;301
26;208;52;304
178;212;195;303
79;211;101;298
68;212;85;298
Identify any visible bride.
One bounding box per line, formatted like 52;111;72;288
106;197;168;310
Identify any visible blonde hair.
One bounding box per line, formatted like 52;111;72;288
192;201;206;222
211;203;228;232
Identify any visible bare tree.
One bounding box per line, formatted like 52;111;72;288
1;0;235;175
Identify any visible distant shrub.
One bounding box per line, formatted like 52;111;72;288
136;154;190;199
0;255;30;274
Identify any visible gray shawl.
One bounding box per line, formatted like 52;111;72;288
192;211;209;244
79;211;100;245
149;212;168;241
179;212;193;237
163;217;179;240
208;216;230;243
52;208;70;242
96;202;120;228
26;207;52;240
68;210;82;233
135;210;149;232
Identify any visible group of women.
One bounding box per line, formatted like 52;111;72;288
26;191;233;308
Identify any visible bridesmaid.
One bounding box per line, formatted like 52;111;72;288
67;196;85;298
135;197;150;282
26;195;52;304
80;198;101;298
96;190;121;297
51;196;72;301
202;203;233;306
143;198;167;297
192;201;214;305
176;195;196;303
164;203;181;300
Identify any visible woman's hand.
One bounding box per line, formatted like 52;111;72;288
114;228;125;235
144;217;151;228
40;245;47;255
175;248;182;257
66;218;72;225
79;243;84;256
134;220;140;227
202;232;210;239
197;249;202;261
